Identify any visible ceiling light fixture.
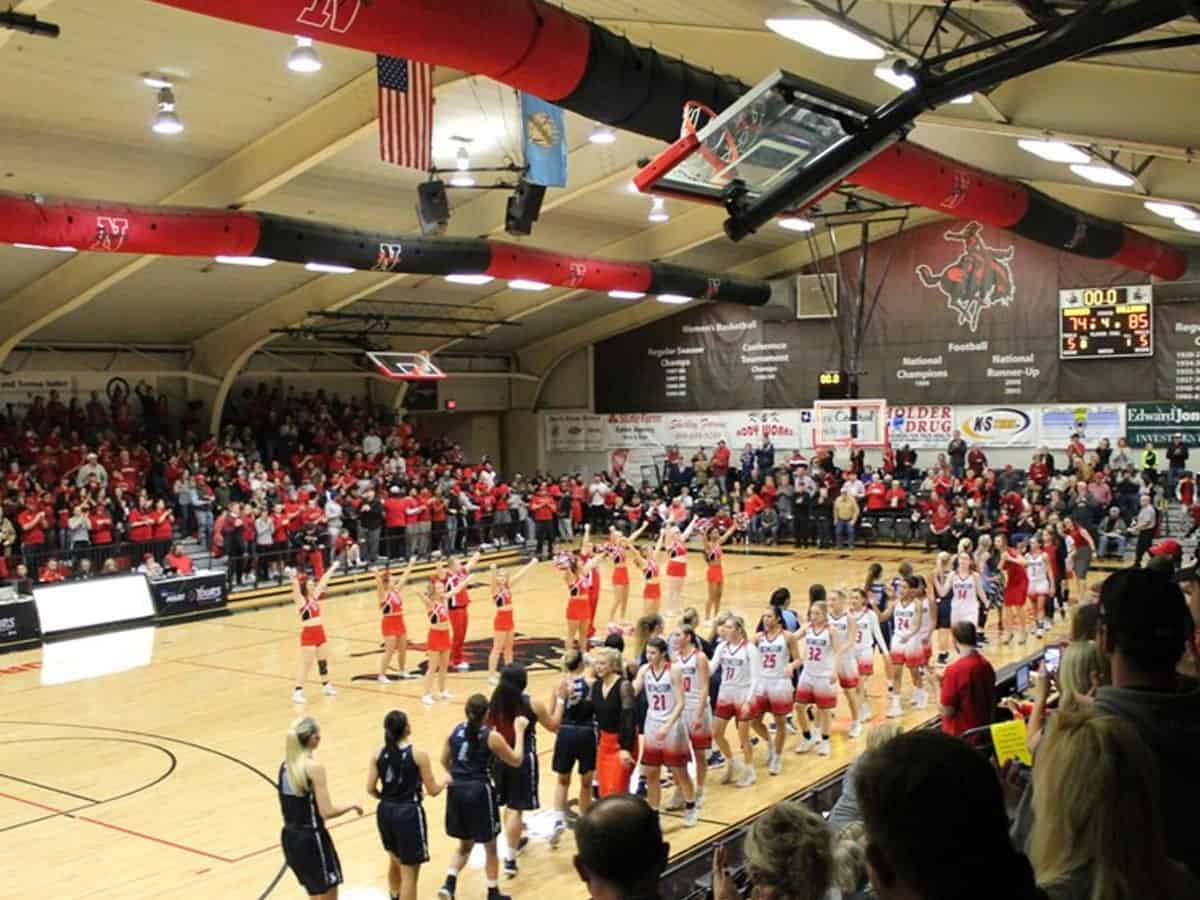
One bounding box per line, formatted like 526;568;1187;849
449;173;476;187
657;294;692;305
142;75;174;90
873;58;915;92
765;17;884;60
151;87;184;135
608;290;646;300
287;36;323;73
778;216;815;232
1176;218;1200;233
949;94;973;105
305;262;356;274
445;274;494;285
1069;163;1136;187
648;196;669;223
509;279;551;291
215;255;276;267
456;146;470;171
589;123;617;145
1017;139;1089;164
13;242;76;253
1144;201;1196;220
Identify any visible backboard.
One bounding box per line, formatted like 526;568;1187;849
634;70;885;216
366;350;446;381
812;398;889;450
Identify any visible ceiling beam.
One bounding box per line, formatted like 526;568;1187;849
0;66;468;370
0;0;57;50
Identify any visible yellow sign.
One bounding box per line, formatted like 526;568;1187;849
990;718;1033;767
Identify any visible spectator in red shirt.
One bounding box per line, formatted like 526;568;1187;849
966;445;988;476
927;498;954;552
864;475;888;513
529;485;556;560
152;498;174;561
18;499;48;569
885;478;907;510
384;486;408;558
710;439;732;487
931;622;996;737
38;558;66;584
165;542;195;575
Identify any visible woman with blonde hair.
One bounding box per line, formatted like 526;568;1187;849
1024;640;1109;752
278;717;363;899
1030;708;1199;900
828;722;902;832
712;800;835;900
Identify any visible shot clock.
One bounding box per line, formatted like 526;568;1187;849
1059;284;1153;360
818;369;853;399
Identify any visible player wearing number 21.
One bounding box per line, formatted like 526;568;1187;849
634;637;699;825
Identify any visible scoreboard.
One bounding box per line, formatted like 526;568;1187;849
1059;284;1153;360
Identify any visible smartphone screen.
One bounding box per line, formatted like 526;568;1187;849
1016;664;1030;694
1044;646;1061;675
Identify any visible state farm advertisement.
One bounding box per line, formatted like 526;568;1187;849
887;405;955;448
605;414;666;449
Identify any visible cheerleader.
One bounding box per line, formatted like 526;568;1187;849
438;696;528;900
605;523;647;629
793;601;842;756
367;710;449;900
487;559;538;686
663;519;699;610
627;531;666;618
711;615;761;787
999;535;1030;646
827;590;861;733
634;636;698;825
378;557;418;684
291;561;340;704
950;552;986;632
753;606;800;774
279;716;363;899
1025;535;1052;644
445;552;482;672
547;649;595;848
884;576;926;717
848;588;887;728
564;553;603;653
702;522;738;622
578;525;603;639
421;579;453;706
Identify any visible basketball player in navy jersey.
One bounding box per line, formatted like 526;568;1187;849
367;710;450;900
439;695;528;900
278;716;363;899
548;648;596;847
489;664;559;878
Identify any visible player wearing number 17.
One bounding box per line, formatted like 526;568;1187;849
634;636;698;826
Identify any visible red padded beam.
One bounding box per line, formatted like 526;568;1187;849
485;243;655;293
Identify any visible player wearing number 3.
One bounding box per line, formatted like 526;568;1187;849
634;637;698;826
792;601;844;757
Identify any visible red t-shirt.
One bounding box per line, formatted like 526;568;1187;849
90;512;114;544
128;510;154;543
865;482;887;511
886;486;907;508
166;552;194;575
940;650;996;737
384;496;408;528
19;509;46;545
152;510;174;541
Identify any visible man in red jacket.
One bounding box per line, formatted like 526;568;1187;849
384;486;408;560
530;484;557;560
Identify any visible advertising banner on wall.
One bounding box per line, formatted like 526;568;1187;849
545;412;605;453
662;413;729;449
600;410;811;451
953;405;1039;447
887;405;955;448
605;413;666;449
1038;405;1124;447
0;373;157;418
719;410;808;449
1126;402;1200;447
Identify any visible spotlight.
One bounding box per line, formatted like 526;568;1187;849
648;197;669;223
287;36;322;73
505;178;546;236
416;180;450;236
151;87;184;135
589;123;617;145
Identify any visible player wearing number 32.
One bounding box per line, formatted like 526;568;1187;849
634;636;698;825
793;601;846;758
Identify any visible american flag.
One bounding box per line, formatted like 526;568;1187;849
376;55;433;171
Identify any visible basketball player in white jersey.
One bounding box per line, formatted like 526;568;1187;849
753;606;801;774
848;588;887;728
634;637;698;826
793;601;841;756
664;624;712;811
885;575;927;717
914;574;936;705
950;552;986;632
712;616;761;787
827;590;862;736
1024;534;1052;643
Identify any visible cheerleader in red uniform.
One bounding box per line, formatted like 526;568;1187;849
564;552;603;653
377;556;417;684
291;560;340;704
421;579;453;706
663;519;699;610
579;525;603;641
605;522;648;630
487;559;538;685
702;521;738;623
628;531;666;617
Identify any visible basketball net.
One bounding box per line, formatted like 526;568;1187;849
681;100;739;175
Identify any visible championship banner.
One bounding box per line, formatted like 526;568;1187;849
1154;304;1200;402
1126;402;1200;447
1038;405;1124;448
953;405;1039;447
545;412;604;453
887;405;955;448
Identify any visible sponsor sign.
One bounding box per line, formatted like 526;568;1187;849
149;572;229;616
605;414;666;450
545;412;605;453
888;405;955;448
1038;404;1124;447
0;373;157;419
721;410;806;449
0;600;40;644
954;405;1038;447
1126;402;1200;447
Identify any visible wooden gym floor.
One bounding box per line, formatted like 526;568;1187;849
0;545;1066;899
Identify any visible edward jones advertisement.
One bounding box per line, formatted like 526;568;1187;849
1126;402;1200;447
954;406;1038;447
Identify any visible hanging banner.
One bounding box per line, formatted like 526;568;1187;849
1154;304;1200;402
1038;405;1124;448
954;405;1039;447
887;404;955;448
1126;402;1200;447
545;412;605;453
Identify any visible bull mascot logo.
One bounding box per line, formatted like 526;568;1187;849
915;221;1015;333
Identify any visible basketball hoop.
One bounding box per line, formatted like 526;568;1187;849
682;99;740;176
366;350;446;382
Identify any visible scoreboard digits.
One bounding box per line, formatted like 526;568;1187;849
1059;284;1153;360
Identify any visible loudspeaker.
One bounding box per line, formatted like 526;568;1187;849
505;179;546;236
416;180;449;236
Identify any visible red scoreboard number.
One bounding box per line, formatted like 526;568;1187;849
1059;285;1153;360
